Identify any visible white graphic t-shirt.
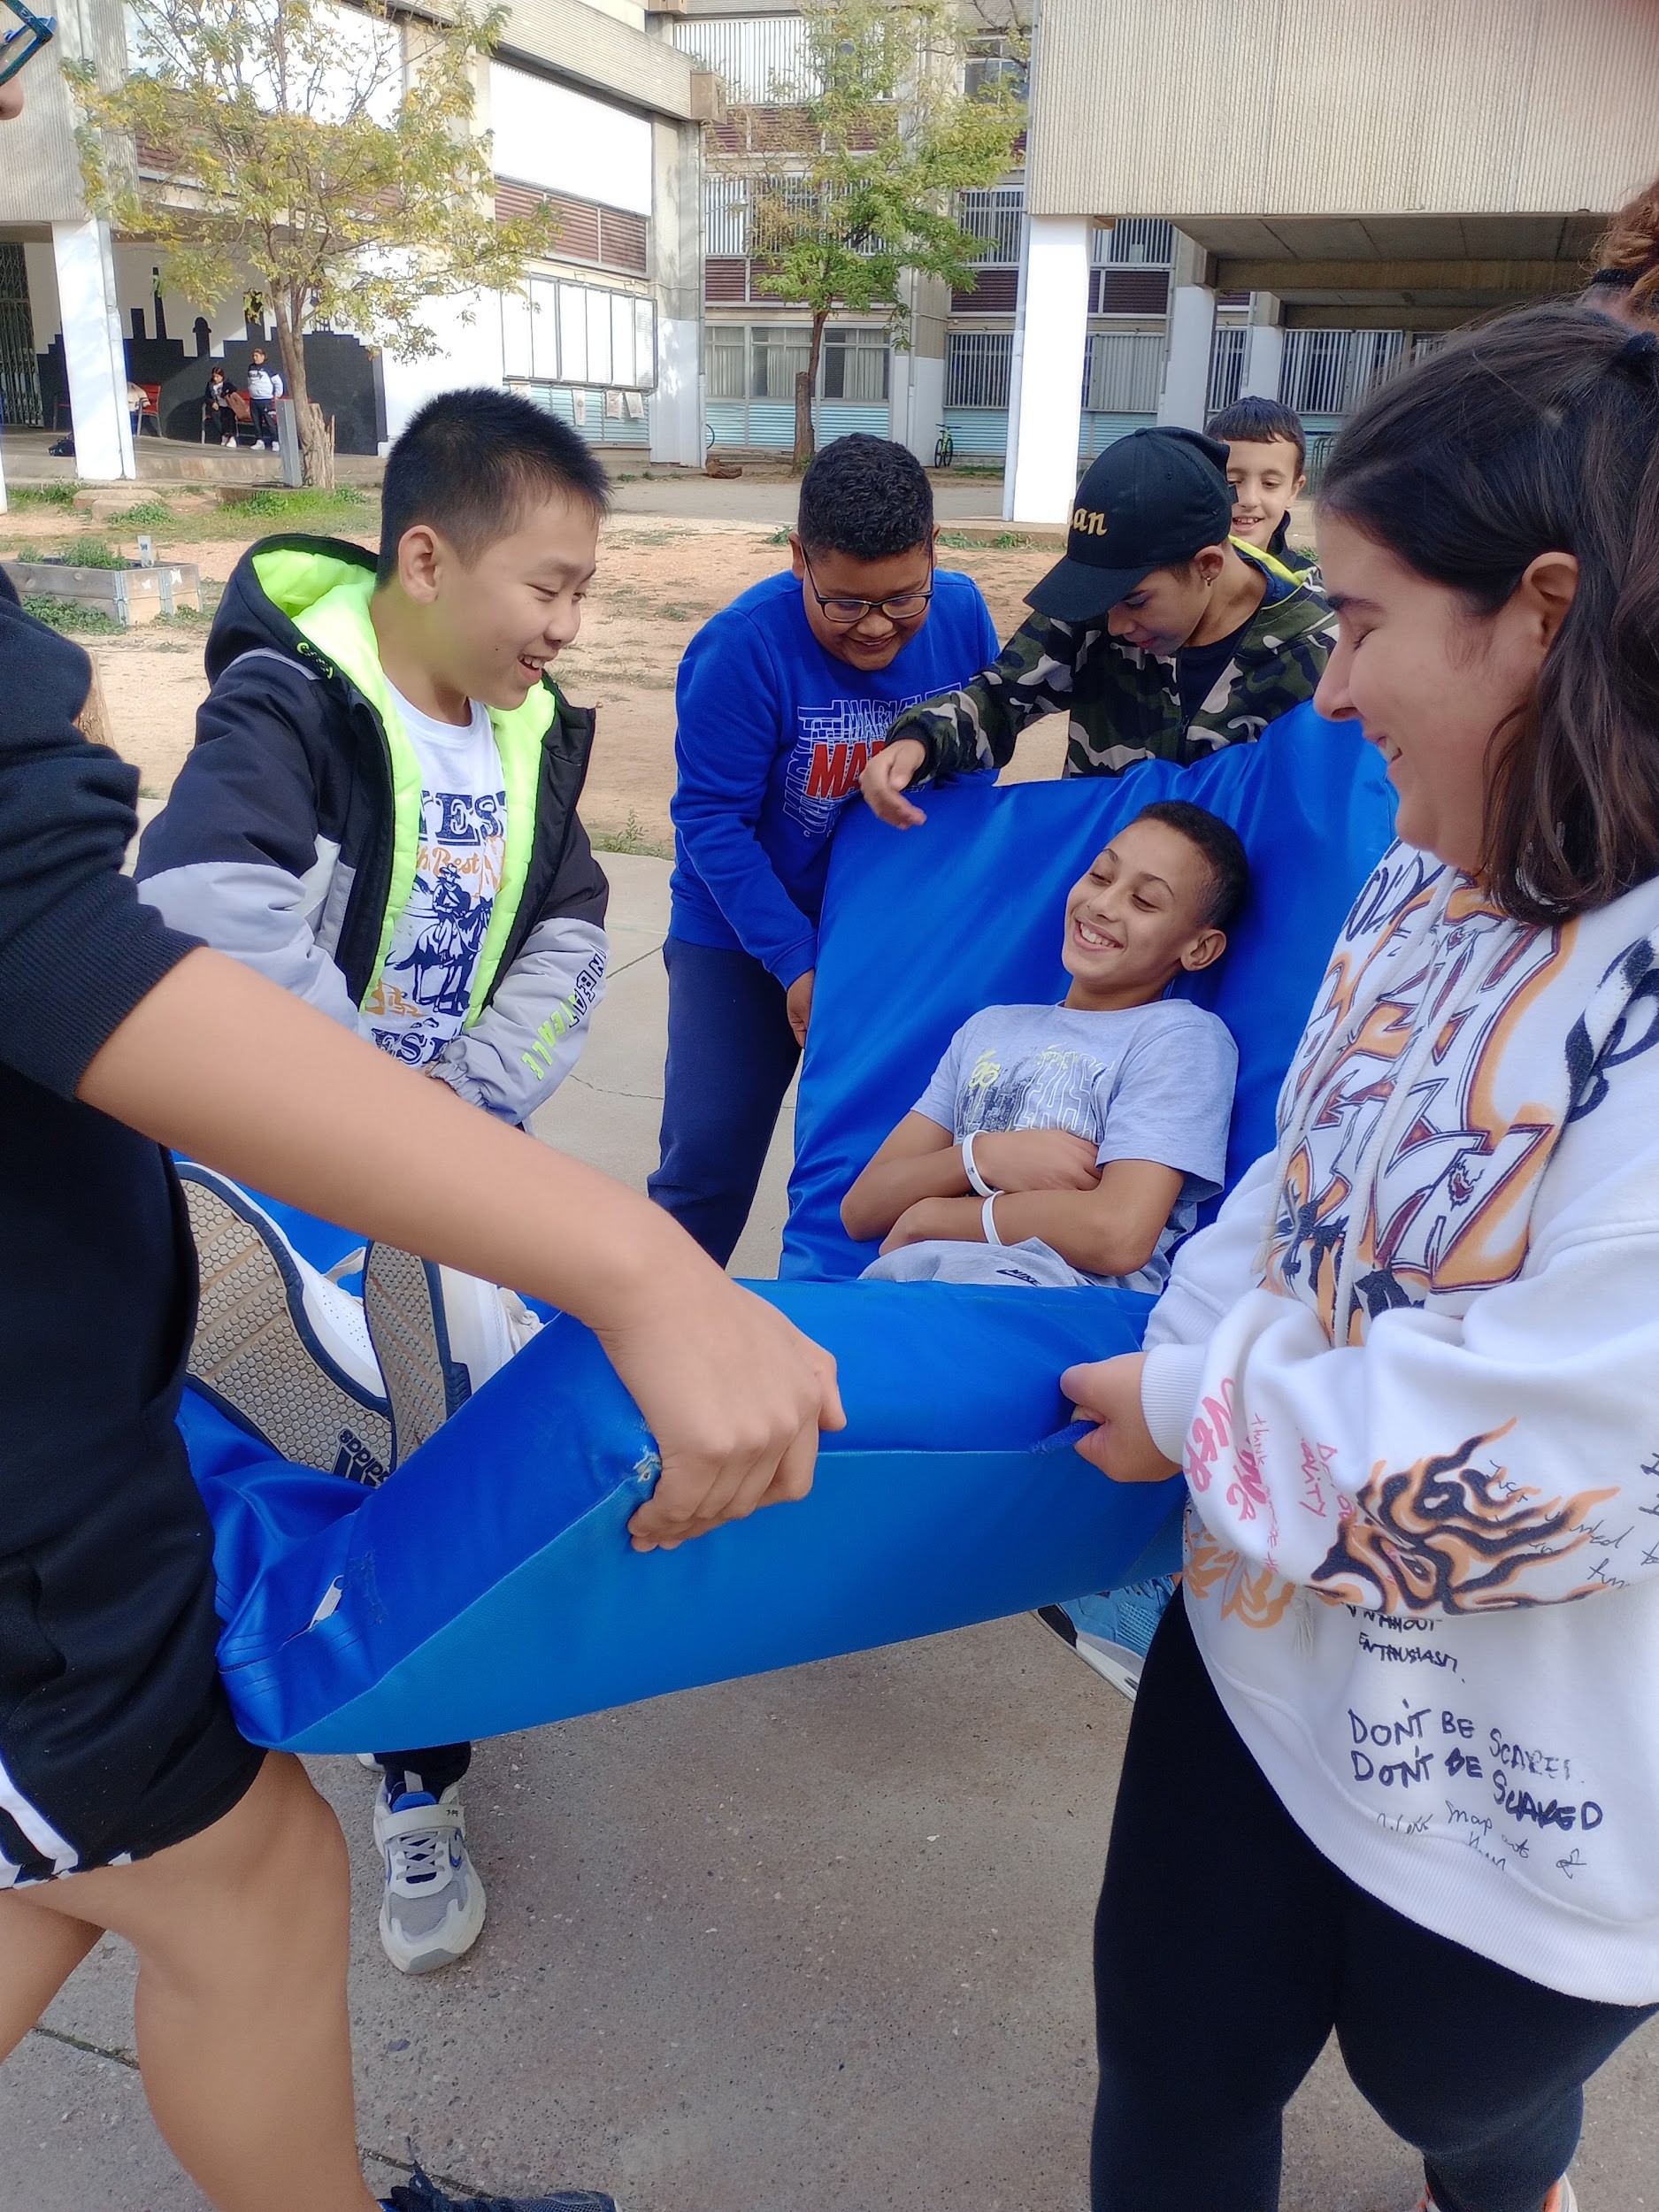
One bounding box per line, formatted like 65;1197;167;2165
361;685;506;1069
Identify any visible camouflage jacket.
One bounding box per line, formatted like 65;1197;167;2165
1269;516;1324;591
890;543;1336;782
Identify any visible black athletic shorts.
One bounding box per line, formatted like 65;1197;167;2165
0;1412;264;1886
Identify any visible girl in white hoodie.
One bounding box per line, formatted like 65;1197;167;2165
1066;303;1659;2212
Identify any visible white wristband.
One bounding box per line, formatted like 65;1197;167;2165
962;1131;999;1199
981;1193;1003;1246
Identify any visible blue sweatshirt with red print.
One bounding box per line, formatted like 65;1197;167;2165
668;567;999;987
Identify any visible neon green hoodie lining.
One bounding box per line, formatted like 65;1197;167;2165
251;547;553;1027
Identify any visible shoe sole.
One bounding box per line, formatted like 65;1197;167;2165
181;1172;393;1484
1033;1607;1141;1701
362;1244;471;1466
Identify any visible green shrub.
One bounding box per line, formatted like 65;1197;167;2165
10;484;79;509
54;537;130;569
109;498;174;527
592;810;669;858
235;486;373;527
21;595;123;635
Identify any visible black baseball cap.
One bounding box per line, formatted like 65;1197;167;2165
1026;427;1234;623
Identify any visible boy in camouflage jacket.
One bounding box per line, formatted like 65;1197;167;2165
861;427;1334;814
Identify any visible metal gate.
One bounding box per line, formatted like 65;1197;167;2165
0;242;43;429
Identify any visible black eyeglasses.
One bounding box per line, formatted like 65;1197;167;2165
801;549;933;629
0;1;55;87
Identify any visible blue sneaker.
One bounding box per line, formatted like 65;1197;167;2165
1037;1574;1177;1701
385;2159;618;2211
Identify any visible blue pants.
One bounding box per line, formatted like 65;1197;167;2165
1092;1592;1655;2211
649;936;801;1267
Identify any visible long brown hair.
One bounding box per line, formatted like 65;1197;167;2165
1585;173;1659;324
1317;303;1659;924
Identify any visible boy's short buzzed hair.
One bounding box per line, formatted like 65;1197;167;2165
377;388;611;584
797;434;934;561
1204;396;1307;472
1133;799;1250;931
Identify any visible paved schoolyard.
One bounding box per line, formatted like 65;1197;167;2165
7;881;1657;2211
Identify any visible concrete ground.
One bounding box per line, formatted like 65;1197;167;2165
6;861;1656;2212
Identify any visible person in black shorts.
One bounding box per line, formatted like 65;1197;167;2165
0;183;841;2212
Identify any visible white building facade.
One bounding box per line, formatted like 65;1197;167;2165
0;0;713;479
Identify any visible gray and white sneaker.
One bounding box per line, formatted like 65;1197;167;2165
180;1164;393;1485
374;1780;487;1975
363;1246;541;1463
362;1244;474;1465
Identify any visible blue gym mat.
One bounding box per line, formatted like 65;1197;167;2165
182;701;1395;1751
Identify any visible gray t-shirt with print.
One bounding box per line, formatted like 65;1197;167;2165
908;997;1238;1292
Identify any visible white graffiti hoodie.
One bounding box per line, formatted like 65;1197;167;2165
1138;841;1659;2004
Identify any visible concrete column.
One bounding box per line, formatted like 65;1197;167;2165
1156;232;1217;431
1002;212;1090;527
649;115;703;467
52;219;136;483
1240;292;1285;401
900;269;949;467
650;319;703;466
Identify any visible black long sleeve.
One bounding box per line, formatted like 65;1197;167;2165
0;602;204;1505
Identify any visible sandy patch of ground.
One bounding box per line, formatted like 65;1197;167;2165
7;495;1064;844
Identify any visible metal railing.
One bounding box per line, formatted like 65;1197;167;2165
1083;328;1166;412
673;14;814;104
1093;218;1174;268
944;328;1013;408
1207;326;1247;415
957;184;1025;265
1281;327;1408;416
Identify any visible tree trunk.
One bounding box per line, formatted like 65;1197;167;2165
273;296;334;490
793;311;829;471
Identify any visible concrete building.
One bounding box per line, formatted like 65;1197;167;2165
1004;0;1659;523
8;0;1654;494
0;0;713;480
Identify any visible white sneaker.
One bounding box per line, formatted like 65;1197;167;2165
180;1164;393;1483
374;1781;486;1975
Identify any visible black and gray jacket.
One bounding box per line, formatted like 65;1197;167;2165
136;535;608;1125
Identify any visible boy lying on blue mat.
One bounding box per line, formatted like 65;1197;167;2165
842;798;1246;1704
841;801;1245;1293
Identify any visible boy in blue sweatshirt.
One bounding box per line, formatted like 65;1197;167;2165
651;434;998;1263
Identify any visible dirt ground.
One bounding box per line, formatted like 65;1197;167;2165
4;489;1064;848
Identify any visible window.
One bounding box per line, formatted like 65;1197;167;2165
945;329;1013;410
557;284;588;385
707;325;891;405
750;323;811;400
1082;331;1166;413
964;35;1028;104
500;279;656;389
822;327;889;403
705;325;747;400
